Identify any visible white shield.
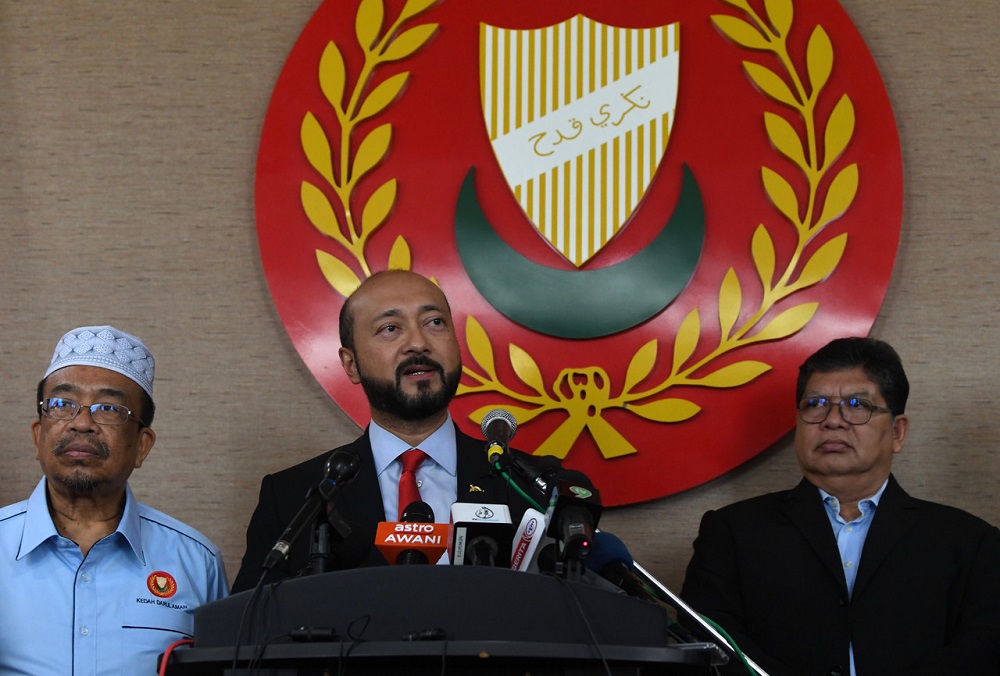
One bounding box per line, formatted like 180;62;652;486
481;15;680;267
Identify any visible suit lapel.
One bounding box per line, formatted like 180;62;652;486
782;478;850;594
455;429;502;502
853;474;919;599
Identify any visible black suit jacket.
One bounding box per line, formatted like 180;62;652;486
680;474;1000;675
232;427;554;593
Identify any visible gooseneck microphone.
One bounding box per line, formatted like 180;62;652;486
481;408;560;503
481;408;517;463
263;449;362;571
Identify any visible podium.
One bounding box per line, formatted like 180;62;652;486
166;566;718;674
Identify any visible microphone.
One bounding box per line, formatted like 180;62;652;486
584;531;659;602
480;408;559;501
263;449;361;571
481;408;516;464
374;501;449;565
448;502;513;566
545;470;602;564
509;507;552;571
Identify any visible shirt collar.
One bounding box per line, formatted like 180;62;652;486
18;477;145;563
818;478;889;523
370;414;458;478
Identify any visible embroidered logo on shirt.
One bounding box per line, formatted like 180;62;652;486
147;571;178;599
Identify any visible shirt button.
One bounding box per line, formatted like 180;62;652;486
81;572;91;582
844;561;853;568
846;525;853;532
80;626;90;636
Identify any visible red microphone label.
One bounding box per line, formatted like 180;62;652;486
375;521;449;565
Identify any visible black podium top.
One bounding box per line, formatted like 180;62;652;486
170;566;717;674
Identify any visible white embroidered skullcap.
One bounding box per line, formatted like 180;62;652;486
44;325;155;400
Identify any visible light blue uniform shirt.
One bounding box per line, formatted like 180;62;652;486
0;478;228;675
819;479;887;676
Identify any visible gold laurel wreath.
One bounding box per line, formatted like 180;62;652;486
297;0;856;462
457;0;858;459
300;0;438;295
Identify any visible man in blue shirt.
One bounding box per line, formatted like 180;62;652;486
0;325;228;675
681;337;1000;675
232;271;558;591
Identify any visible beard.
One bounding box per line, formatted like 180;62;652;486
357;355;461;421
51;435;111;493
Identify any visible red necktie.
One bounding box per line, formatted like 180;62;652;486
397;449;428;519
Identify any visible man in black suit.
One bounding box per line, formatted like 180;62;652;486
232;270;554;592
681;337;1000;675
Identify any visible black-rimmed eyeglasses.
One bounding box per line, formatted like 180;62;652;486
797;396;892;425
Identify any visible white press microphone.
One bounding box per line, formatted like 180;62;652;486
448;502;513;566
509;507;551;572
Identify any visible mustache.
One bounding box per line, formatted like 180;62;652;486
53;435;110;460
395;355;444;380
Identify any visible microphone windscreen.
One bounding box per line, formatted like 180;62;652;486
401;500;434;523
584;531;635;575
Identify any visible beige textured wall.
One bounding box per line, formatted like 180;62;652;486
1;1;997;593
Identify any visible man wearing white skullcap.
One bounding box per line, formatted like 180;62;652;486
0;325;228;675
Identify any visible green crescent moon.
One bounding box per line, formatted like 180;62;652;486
454;164;705;338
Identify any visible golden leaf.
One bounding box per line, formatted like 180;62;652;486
673;308;701;372
352;123;392;184
764;111;806;168
806;25;833;97
301;113;334;185
316;250;362;298
319;42;347;113
753;303;819;342
744;62;799;107
387;235;411;270
816;163;858;228
717;0;752;10
695;360;772;388
301;181;341;239
356;72;409;124
712;15;770;51
764;0;794;38
464;316;496;376
355;0;384;52
823;95;855;168
535;416;588;459
719;267;743;341
360;179;397;234
797;233;846;288
752;225;776;292
398;0;437;23
509;343;547;396
761;166;801;226
588;416;640;458
622;340;658;394
383;24;438;62
627;398;701;424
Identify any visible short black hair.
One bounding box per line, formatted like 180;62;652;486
796;337;909;416
36;377;155;428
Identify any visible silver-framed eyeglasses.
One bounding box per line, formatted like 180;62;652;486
797;396;892;425
38;397;138;426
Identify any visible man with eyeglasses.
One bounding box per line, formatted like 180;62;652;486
681;337;1000;675
0;325;228;674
